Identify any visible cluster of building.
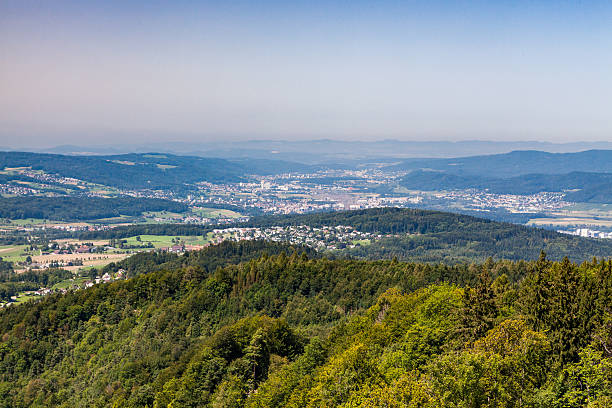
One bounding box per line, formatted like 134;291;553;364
0;183;39;196
1;166;576;226
41;243;97;255
193;169;417;215
210;225;382;251
558;228;612;239
2;269;127;308
18;169;83;187
41;224;111;232
159;244;208;253
432;190;568;213
90;269;126;285
0;169;87;197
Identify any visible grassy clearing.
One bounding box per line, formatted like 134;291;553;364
13;292;42;304
0;245;31;262
51;276;89;290
563;203;612;212
1;218;62;226
123;234;211;248
192;208;242;218
89;215;134;224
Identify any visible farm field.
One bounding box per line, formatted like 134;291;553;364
121;234;212;248
527;203;612;229
0;244;32;262
30;252;130;272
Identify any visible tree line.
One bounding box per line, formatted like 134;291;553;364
0;196;188;221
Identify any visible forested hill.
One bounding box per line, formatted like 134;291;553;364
0;196;188;221
0;151;313;190
399;170;612;203
244;207;612;262
390;149;612;178
246;207;506;233
0;242;610;406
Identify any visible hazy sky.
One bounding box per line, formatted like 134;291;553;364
1;0;612;147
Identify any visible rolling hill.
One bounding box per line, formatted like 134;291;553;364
392;150;612;202
390;150;612;178
400;169;612;202
0;240;609;407
77;207;612;263
0;151;314;191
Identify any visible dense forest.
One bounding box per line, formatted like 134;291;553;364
100;241;318;278
0;241;609;407
0;196;188;221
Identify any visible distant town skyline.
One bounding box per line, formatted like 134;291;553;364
2;1;612;146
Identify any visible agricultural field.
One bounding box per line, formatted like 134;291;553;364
191;207;243;218
0;244;33;263
527;217;612;228
30;252;129;272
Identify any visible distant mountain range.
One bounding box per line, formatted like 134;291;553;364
391;150;612;177
5;148;612;202
10;139;612;163
393;150;612;202
400;170;612;201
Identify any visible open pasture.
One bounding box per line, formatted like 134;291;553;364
192;207;243;218
122;234;211;248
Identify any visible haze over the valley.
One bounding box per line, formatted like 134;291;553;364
2;0;612;147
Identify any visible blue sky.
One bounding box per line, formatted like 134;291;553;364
1;1;611;146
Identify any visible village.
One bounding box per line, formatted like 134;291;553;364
1;165;576;222
1;268;128;308
209;225;382;251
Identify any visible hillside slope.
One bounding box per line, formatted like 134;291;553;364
0;243;610;407
245;208;612;262
0;151;313;191
391;149;612;177
399;169;612;203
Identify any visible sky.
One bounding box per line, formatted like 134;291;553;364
1;0;612;147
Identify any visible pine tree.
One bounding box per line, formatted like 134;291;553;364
457;265;498;343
